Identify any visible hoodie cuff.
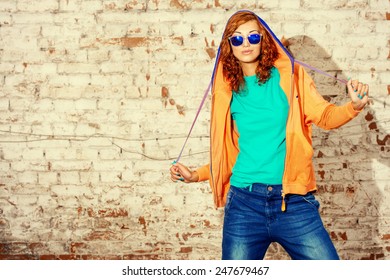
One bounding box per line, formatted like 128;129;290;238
346;101;362;117
195;164;210;182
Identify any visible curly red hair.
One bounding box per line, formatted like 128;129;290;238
219;11;279;92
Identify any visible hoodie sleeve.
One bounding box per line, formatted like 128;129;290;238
299;65;360;130
195;164;210;182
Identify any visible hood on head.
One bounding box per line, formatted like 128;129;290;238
211;10;295;90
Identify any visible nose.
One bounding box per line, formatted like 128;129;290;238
242;37;250;47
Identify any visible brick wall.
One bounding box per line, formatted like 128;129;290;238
0;0;389;260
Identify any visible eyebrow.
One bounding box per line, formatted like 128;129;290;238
233;29;260;34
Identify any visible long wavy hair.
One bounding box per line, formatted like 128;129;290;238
220;11;279;92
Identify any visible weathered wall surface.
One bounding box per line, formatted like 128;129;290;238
0;0;389;260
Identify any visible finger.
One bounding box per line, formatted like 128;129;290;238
362;84;369;97
357;82;363;93
357;83;369;100
347;78;354;93
351;80;358;92
170;166;179;176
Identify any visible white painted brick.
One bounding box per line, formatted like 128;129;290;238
81;0;103;12
12;12;54;24
0;98;9;110
74;99;97;110
17;0;59;12
0;1;16;12
99;171;122;183
59;171;81;184
87;49;110;63
0;13;12;25
58;63;100;74
17;171;38;184
59;0;82;12
38;172;58;184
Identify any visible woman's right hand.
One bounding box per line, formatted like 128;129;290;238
170;162;199;183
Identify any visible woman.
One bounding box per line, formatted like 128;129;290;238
170;10;369;260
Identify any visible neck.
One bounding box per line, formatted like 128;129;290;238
240;61;259;76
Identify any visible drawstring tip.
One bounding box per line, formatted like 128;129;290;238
281;193;286;212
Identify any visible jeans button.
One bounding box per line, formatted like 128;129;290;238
267;186;273;191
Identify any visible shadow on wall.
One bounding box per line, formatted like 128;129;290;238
265;35;389;260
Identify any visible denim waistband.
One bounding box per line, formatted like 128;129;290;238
232;183;283;195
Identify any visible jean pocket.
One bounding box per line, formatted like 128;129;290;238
301;193;320;210
224;187;235;215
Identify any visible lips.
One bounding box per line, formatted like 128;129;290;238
241;50;253;55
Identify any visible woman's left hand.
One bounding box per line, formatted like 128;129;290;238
347;79;369;111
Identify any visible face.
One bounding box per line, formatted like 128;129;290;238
229;20;262;65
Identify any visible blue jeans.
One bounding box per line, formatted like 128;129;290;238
222;184;339;260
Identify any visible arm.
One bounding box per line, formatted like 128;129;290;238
300;66;369;129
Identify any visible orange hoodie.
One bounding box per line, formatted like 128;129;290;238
195;11;360;209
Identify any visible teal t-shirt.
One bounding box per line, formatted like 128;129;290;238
230;67;289;187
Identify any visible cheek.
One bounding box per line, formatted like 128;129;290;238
253;45;261;56
231;47;240;59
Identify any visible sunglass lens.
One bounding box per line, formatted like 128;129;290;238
248;34;261;44
230;36;244;46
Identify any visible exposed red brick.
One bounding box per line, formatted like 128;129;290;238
180;247;192;253
0;254;37;260
338;232;348;241
365;111;374;121
123;254;160;260
161;87;169;98
40;255;56;260
369;122;377;130
176;104;185;115
28;242;45;254
139;216;147;235
170;0;187;9
386;12;390;20
381;234;390;240
376;135;390;145
58;254;79;260
205;47;216;59
318;170;325;180
387;85;390;95
361;254;375;260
